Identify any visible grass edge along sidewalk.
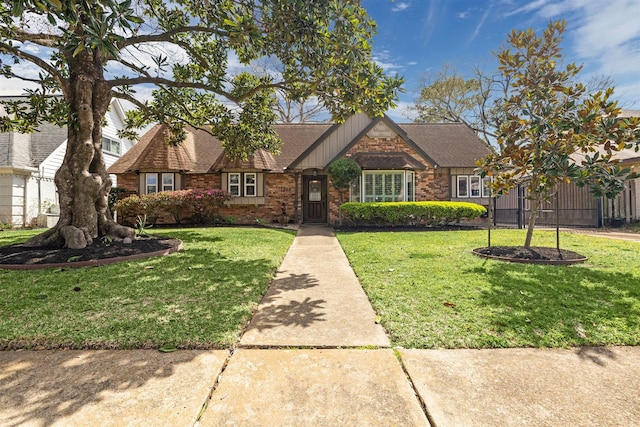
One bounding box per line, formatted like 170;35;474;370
0;227;295;351
337;229;640;349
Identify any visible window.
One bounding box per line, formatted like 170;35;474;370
228;173;241;196
146;173;158;194
162;173;174;192
244;173;256;197
482;177;492;198
406;171;415;202
457;176;469;197
227;172;259;197
144;173;176;194
102;137;121;155
470;176;481;197
350;171;415;202
455;175;490;198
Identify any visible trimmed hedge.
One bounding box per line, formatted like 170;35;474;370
339;201;487;227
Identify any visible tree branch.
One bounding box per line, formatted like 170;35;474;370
117;26;231;50
0;41;68;92
13;29;60;48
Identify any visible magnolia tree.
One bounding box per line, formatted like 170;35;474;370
0;0;402;249
477;20;640;248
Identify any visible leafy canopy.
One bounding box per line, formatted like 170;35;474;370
328;157;362;192
477;20;640;247
0;0;403;158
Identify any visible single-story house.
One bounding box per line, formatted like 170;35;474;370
108;113;492;225
0;98;135;227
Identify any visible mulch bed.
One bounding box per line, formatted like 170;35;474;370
0;236;181;268
473;246;587;265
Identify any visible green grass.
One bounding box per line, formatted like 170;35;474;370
0;227;295;350
337;229;640;349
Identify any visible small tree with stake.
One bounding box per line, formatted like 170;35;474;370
328;157;361;226
477;20;640;250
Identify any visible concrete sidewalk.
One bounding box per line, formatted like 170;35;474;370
1;224;638;426
240;224;389;347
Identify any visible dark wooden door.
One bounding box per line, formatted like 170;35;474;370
303;175;327;223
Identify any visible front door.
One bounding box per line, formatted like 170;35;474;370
303;175;327;223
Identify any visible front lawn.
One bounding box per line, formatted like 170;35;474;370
337;229;640;349
0;227;294;350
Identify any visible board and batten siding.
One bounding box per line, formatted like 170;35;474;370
294;113;373;169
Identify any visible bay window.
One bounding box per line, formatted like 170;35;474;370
350;170;415;202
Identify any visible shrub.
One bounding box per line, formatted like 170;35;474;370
339;201;486;227
113;189;234;225
154;190;192;224
113;193;161;224
189;189;233;224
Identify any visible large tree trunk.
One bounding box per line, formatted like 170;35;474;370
25;51;134;249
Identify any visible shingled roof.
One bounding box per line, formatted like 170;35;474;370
109;119;490;175
398;123;491;168
108;124;224;173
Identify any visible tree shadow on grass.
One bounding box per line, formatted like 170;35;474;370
469;262;640;352
0;349;221;427
0;247;285;350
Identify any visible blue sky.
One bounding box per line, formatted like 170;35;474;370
364;0;640;121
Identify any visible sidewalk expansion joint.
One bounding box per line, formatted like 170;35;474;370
393;349;438;427
236;344;390;350
193;347;236;427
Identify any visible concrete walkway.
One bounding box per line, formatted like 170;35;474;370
240;224;389;347
1;224;639;426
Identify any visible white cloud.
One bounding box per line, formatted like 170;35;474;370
386;100;417;122
373;50;406;72
506;0;640;105
392;2;411;12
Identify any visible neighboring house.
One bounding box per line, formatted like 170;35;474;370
494;109;640;228
108;113;491;225
0;98;134;227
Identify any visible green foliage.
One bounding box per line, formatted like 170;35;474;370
340;201;486;227
477;20;640;247
328;158;362;193
1;0;403;160
135;214;153;237
113;189;233;225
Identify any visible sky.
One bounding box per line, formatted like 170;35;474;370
1;0;638;124
363;0;640;121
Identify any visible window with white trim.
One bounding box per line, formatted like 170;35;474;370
162;173;174;192
227;172;258;197
244;173;256;197
470;176;481;197
350;170;414;202
482;177;492;198
455;175;491;198
457;176;469;198
102;137;121;155
146;173;158;194
228;173;241;196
